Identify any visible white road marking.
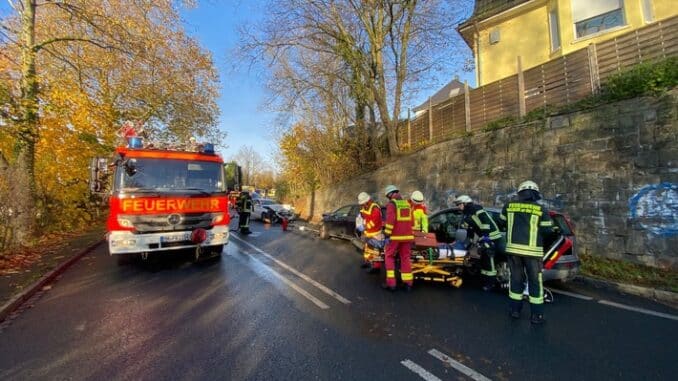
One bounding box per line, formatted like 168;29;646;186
550;288;678;321
550;288;594;300
428;348;493;381
598;300;678;321
400;359;443;381
231;235;351;305
236;246;329;310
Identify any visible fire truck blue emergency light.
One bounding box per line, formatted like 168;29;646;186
127;137;143;148
202;143;215;154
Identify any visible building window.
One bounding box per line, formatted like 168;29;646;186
572;0;626;38
549;10;561;51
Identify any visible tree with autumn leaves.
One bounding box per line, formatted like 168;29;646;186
0;0;220;249
240;0;471;204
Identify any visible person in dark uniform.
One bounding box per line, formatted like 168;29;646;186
498;181;557;324
237;192;254;234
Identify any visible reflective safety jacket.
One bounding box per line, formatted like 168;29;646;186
237;196;254;213
409;202;429;233
384;196;414;242
360;201;383;238
499;201;554;257
462;203;502;241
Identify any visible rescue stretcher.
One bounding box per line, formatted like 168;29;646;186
362;231;465;287
363;230;573;295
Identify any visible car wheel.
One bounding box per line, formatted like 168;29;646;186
319;223;330;239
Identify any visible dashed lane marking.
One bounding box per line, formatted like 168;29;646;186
428;348;493;381
598;300;678;321
550;288;678;321
400;359;443;381
231;235;351;305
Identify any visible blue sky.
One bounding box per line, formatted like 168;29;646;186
180;1;276;164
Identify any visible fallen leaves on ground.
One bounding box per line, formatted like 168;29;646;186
0;231;82;275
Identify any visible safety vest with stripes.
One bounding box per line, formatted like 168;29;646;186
384;198;414;242
499;201;554;257
359;201;383;238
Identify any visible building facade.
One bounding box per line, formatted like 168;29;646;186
459;0;677;86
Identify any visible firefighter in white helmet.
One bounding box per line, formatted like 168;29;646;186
409;190;429;233
357;192;383;270
454;194;505;291
498;180;557;324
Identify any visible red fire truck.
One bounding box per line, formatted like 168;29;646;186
90;137;230;264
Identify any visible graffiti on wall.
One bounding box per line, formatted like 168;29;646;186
628;182;678;237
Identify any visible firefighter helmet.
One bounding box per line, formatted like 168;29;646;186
384;184;399;197
411;190;424;203
358;192;371;205
518;180;540;193
454;195;473;205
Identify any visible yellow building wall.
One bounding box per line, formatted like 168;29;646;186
476;2;551;85
475;0;678;86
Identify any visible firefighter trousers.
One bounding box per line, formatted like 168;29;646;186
239;212;251;233
384;241;413;288
507;255;544;315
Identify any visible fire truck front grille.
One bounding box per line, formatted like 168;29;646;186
127;213;213;233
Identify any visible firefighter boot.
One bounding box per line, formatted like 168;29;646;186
509;300;522;319
531;313;546;325
481;275;497;292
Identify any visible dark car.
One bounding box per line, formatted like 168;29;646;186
319;203;389;240
428;206;580;282
319;204;362;240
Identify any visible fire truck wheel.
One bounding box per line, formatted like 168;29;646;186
210;245;224;258
116;254;136;266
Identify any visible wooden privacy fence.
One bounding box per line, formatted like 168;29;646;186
399;15;678;151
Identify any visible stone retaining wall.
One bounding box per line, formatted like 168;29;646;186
295;90;678;269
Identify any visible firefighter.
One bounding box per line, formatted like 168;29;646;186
382;185;415;292
237;191;254;234
357;192;383;269
454;195;505;291
409;190;429;233
498;181;556;324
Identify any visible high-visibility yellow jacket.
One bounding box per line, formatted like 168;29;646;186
410;203;429;233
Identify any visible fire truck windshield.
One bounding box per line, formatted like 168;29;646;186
114;158;225;193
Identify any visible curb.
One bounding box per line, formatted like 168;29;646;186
0;239;104;323
576;275;678;308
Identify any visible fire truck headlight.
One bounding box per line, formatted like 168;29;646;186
117;217;134;228
211;213;225;224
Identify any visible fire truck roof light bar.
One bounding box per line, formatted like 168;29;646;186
125;136;216;155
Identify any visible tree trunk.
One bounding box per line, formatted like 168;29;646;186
12;0;39;245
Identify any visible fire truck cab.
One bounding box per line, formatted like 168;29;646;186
91;137;230;263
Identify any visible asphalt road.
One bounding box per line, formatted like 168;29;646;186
0;220;676;381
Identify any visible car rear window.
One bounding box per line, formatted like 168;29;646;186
551;214;573;235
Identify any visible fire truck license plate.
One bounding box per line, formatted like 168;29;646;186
160;233;191;243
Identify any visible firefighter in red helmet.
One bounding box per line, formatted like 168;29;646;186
382;185;415;292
